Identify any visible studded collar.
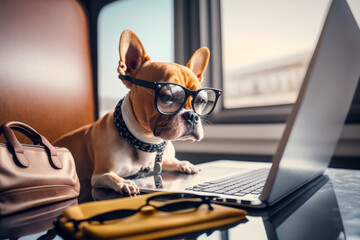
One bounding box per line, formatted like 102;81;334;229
113;98;167;177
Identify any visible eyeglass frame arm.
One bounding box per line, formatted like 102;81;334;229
119;75;157;90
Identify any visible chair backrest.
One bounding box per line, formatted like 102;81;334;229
0;0;95;143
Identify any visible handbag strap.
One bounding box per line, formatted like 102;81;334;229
0;121;63;169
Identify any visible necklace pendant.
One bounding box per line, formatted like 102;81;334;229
154;175;163;188
153;162;162;175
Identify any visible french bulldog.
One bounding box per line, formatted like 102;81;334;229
54;30;221;195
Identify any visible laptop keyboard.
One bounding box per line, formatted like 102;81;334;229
186;168;270;197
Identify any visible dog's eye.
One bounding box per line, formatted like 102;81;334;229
159;92;172;102
195;91;208;106
195;97;207;105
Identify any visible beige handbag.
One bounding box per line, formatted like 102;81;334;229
0;121;80;215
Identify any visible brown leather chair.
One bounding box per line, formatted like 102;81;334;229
0;0;95;143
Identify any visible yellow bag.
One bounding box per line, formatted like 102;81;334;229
55;192;247;240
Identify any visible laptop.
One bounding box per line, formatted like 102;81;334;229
135;0;360;208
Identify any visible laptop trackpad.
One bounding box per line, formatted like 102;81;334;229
198;165;244;177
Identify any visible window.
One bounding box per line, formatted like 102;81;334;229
174;0;360;123
221;0;329;109
98;0;174;117
171;0;360;163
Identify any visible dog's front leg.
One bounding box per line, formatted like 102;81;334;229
162;141;199;174
91;171;140;195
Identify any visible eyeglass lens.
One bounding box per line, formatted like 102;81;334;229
157;84;216;115
156;200;203;212
194;90;216;115
147;193;213;212
157;84;185;114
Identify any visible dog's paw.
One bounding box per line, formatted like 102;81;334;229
92;172;141;195
177;160;199;174
162;159;199;174
117;179;140;195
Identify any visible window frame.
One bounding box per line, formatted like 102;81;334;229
174;0;293;124
174;0;360;124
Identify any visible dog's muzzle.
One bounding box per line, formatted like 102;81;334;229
182;111;201;139
182;111;200;125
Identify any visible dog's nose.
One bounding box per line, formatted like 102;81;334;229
182;111;199;124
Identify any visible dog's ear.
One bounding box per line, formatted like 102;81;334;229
186;47;210;83
118;30;150;88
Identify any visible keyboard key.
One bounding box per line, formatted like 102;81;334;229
213;190;227;194
224;190;238;195
234;193;246;197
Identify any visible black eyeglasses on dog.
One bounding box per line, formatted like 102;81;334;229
119;75;222;116
66;193;215;232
